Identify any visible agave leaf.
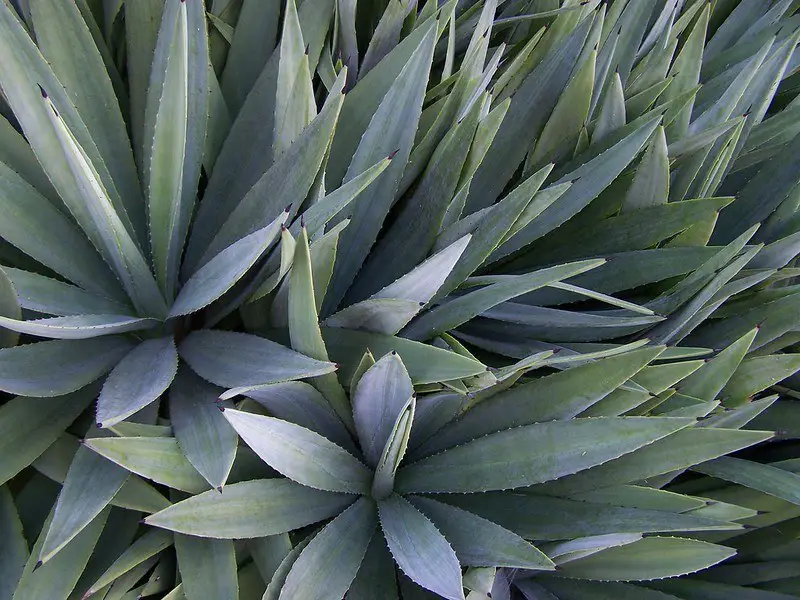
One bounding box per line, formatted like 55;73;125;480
663;4;708;139
398;417;692;493
0;337;133;397
593;71;626;143
543;534;644;565
219;0;278;113
625;79;673;120
323;22;437;314
495;117;661;259
170;208;288;317
410;496;554;570
28;0;144;245
441;165;556;299
171;369;237;491
39;90;167;319
179;330;336;389
570;485;706;513
464;13;593;214
182;51;280;268
192;71;345;273
539;428;773;495
0;267;19;348
444;493;742;541
352;352;415;468
32;434;170;514
144;479;353;538
0;485;27;599
721;354;800;405
273;0;316;156
0;113;58;203
473;305;662;343
125;0;164;167
0;162;125;302
0;314;158;340
557;536;734;581
675;328;758;402
360;0;418;76
84;530;173;598
529;48;596;170
11;508;107;600
38;440;128;567
540;579;686;599
288;227;352;427
279;497;376;600
0;392;94;484
0;0;124;219
622;125;669;211
349;95;482;303
247;534;292;591
97;336;178;429
418;346;664;456
143;0;208;298
378;495;464;600
514;197;732;268
174;535;236;600
668;117;745;158
325;299;424;335
694;457;800;507
372;397;415;500
220;408;371;494
322;328;486;384
3;268;132;317
348;534;400;600
240;382;355;453
262;533;316;600
83;437;210;494
403;259;605;341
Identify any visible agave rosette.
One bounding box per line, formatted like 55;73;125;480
1;0;800;598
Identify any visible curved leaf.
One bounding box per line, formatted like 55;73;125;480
557;537;734;581
410;496;554;570
378;495;464;600
97;336;178;428
220;408;371;494
0;267;19;348
0;314;158;340
83;436;209;494
169;209;288;316
145;479;354;538
171;369;237;491
0;338;134;397
179;330;336;389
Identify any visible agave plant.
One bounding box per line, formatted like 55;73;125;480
3;0;800;598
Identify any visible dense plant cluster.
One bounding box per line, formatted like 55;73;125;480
3;0;800;598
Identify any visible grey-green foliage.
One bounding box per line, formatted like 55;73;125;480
0;0;800;598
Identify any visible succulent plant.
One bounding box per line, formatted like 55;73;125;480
2;0;800;598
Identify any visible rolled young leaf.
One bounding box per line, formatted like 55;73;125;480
144;0;208;298
353;352;415;468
